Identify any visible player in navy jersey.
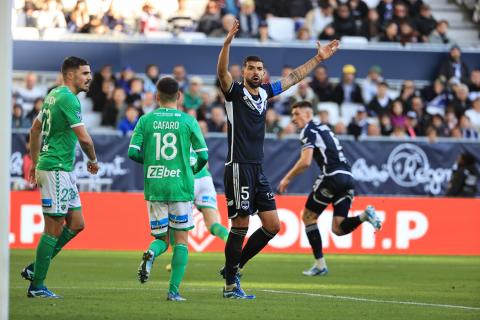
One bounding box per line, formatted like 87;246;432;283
279;101;382;276
217;19;340;299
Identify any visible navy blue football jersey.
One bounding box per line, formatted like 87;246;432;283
300;120;352;175
223;81;282;164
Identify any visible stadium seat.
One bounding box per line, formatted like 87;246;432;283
177;32;207;41
340;36;369;45
317;102;340;125
82;112;102;129
340;103;363;124
12;27;40;40
267;17;295;41
42;28;68;40
144;31;174;39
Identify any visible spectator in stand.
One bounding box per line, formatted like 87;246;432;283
139;2;164;33
273;66;299;115
210;13;236;38
257;20;272;42
415;4;436;42
438;45;470;85
430;113;449;137
332;3;357;38
348;0;369;31
391;2;412;28
428;20;450;44
379;21;399;42
216;64;242;88
168;0;196;33
126;78;144;109
26;97;43;125
444;108;458;133
318;109;333;129
82;14;108;34
237;0;260;38
141;91;157;114
332;64;364;105
319;24;337;40
296;26;312;41
446;152;479;197
466;97;480;131
451;84;472;118
468;69;480;100
87;65;115;111
405;0;425;18
380;113;393;136
197;0;222;36
390;124;407;139
184;76;203;110
399;80;418;110
347;106;369;139
102;4;126;33
334;121;348;135
422;77;449;111
426;126;438;143
405;111;419;137
398;22;418;45
269;0;313;19
289;80;319;109
359;8;381;41
376;0;394;28
143;64;160;93
309;65;334;102
15;1;38;28
207;106;227;133
390;99;406;129
172;64;189;92
102;87;127;127
117;66;135;94
47;73;63;94
458;115;479;139
12;103;30;129
410;95;429;135
117;105;139;135
367;122;381;136
68;0;90;32
14;72;44;113
266;108;284;135
362;65;383;104
37;0;67;30
305;2;334;39
367;81;392;117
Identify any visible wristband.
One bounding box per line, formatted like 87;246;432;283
89;158;98;164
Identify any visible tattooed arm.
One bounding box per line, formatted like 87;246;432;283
280;39;340;92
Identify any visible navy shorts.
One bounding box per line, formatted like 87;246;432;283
224;163;276;219
305;173;355;217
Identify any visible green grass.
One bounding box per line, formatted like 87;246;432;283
9;250;480;320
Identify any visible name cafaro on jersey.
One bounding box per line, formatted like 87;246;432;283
153;121;180;130
147;165;181;178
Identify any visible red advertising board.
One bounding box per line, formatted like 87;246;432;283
9;191;480;255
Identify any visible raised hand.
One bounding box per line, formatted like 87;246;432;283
317;39;340;61
87;161;99;175
225;19;240;45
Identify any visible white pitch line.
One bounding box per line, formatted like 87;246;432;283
11;286;480;311
261;289;480;311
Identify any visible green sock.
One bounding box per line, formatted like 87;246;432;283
52;227;77;259
169;244;188;294
32;233;58;288
148;239;168;258
209;222;229;242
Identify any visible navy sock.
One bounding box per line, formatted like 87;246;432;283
305;223;323;259
224;227;247;286
239;227;276;269
339;216;362;234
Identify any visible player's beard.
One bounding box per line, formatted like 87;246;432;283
245;78;261;89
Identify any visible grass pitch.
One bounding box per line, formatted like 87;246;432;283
9;250;480;320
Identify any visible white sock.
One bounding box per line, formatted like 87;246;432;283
315;257;327;269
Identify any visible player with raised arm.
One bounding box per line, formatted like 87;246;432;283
21;57;99;298
217;20;340;299
128;77;208;301
278;101;382;276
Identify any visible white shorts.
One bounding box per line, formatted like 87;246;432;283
147;201;194;237
36;170;81;216
194;176;217;210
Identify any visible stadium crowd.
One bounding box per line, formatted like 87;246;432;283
12;0;472;45
11;40;480;141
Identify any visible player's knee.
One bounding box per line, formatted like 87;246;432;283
302;209;318;225
332;224;344;236
71;223;85;233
